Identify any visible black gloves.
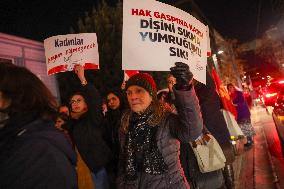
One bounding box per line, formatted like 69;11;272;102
170;62;193;90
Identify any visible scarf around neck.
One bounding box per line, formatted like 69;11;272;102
124;110;167;182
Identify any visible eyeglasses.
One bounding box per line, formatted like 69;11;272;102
70;98;84;105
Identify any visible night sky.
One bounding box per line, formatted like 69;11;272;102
0;0;282;43
195;0;282;42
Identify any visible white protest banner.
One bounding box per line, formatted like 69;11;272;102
44;33;99;75
123;0;208;83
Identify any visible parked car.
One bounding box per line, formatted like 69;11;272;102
272;86;284;145
262;80;284;106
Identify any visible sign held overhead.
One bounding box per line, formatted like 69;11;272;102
123;0;208;83
44;33;99;75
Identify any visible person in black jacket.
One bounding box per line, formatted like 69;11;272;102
68;64;112;189
193;70;235;189
104;90;127;188
0;62;77;189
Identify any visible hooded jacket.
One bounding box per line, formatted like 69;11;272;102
0;112;77;189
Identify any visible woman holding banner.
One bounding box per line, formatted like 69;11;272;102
67;64;112;189
117;62;203;189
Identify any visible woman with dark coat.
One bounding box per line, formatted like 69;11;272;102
117;62;204;189
104;90;128;187
67;64;112;189
0;62;77;189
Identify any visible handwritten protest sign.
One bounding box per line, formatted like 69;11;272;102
44;33;99;75
123;0;208;83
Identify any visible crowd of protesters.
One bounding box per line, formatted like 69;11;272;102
0;61;255;189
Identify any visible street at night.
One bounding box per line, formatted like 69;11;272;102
0;0;284;189
233;105;284;189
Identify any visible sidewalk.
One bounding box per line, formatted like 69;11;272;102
233;106;278;189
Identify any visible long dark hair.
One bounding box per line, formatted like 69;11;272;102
0;62;57;119
106;90;127;111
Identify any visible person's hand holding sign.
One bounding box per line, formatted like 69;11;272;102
170;62;193;90
74;64;87;86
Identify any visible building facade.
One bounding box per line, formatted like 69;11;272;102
0;32;60;101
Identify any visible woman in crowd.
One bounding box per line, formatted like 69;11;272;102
55;112;72;144
243;87;253;109
55;112;69;131
67;64;112;189
58;104;70;116
227;83;255;147
157;90;176;113
102;99;108;116
117;62;204;189
104;90;127;187
0;62;77;189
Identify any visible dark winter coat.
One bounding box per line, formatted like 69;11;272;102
194;71;235;164
104;90;128;175
0;112;77;189
68;83;112;173
117;87;203;189
104;109;124;176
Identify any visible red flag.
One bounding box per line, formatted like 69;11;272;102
211;68;238;119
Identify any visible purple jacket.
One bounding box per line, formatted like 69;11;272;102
232;91;251;122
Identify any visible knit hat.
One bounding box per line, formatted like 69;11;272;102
125;73;157;97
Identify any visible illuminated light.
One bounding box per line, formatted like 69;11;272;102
278;81;284;84
212;54;217;62
256;73;260;75
262;77;265;79
243;76;247;79
265;93;278;98
217;50;224;54
278;116;284;121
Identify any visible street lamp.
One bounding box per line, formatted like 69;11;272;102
217;50;224;54
212;53;220;74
